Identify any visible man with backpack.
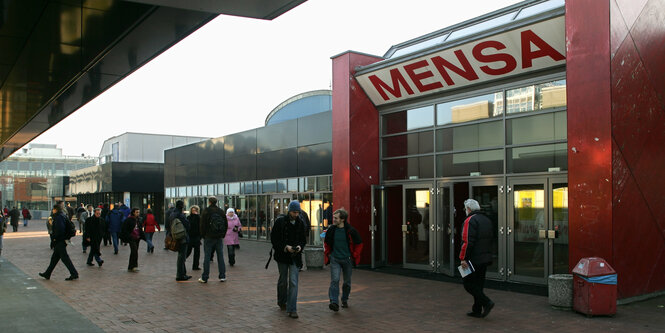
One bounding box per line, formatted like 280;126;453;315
169;200;191;281
39;204;78;281
198;196;227;283
271;200;307;319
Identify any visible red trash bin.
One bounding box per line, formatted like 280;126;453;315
572;257;617;316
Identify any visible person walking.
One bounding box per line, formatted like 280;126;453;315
224;208;242;266
106;203;124;254
121;208;143;272
271;200;306;318
460;199;495;318
83;208;105;267
187;205;202;270
324;208;363;311
39;204;78;281
0;214;6;259
9;207;19;232
169;200;191;281
143;209;160;253
198;197;227;283
101;203;111;246
80;204;94;253
21;207;31;227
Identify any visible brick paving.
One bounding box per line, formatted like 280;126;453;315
1;226;664;332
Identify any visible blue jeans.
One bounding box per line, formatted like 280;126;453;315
329;256;353;304
145;232;154;252
111;232;119;252
23;218;28;227
277;262;299;312
202;238;225;281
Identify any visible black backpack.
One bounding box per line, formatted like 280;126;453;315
66;219;77;239
208;212;227;237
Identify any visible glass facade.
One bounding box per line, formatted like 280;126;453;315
381;79;567;180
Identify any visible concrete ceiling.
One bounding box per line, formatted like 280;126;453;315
0;0;306;161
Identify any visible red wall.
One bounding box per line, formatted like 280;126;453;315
331;51;383;265
568;0;665;299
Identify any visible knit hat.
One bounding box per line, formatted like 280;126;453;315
288;200;301;212
226;208;235;215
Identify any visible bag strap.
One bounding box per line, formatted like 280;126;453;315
265;248;273;269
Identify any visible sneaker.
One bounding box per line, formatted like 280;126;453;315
198;278;207;283
65;275;79;281
131;267;140;272
342;301;348;308
278;303;286;311
175;276;191;281
329;303;339;312
219;278;226;282
287;312;299;318
38;272;50;280
482;301;495;318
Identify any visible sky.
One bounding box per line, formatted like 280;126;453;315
31;0;522;157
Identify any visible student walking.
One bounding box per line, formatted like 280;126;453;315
121;208;144;272
224;208;242;266
324;208;363;311
143;209;160;253
39;204;79;281
83;208;105;267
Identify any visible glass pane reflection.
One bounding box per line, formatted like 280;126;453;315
437;92;503;125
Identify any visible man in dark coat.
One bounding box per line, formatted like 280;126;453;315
83;208;105;267
9;207;19;232
271;200;306;319
39;205;78;280
459;198;494;318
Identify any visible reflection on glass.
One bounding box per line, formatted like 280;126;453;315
506;80;566;114
436;149;503;177
405;188;430;266
407;105;434;131
507;112;567;145
552;183;569;274
437;92;503;125
508;143;567;173
384;156;434;181
437;121;503;152
513;184;545;278
382;131;433;158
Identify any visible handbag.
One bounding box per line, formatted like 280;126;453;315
130;226;140;241
164;234;180;251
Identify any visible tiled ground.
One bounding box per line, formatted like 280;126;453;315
2;226;664;332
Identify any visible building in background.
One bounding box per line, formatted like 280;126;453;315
0;144;96;217
70;133;208;223
164;90;333;245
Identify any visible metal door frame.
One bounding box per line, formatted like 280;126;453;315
370;185;391;269
468;177;505;280
268;195;293;238
435;182;455;275
402;182;434;270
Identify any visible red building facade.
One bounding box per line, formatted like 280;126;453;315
332;0;665;300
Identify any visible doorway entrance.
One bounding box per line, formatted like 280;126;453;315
374;175;568;285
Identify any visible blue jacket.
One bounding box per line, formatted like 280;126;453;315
107;208;125;233
118;204;131;218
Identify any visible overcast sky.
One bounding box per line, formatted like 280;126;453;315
31;0;521;157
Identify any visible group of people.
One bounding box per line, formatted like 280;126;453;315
26;196;492;320
1;206;32;232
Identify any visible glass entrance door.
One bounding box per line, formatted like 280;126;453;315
507;176;568;284
403;183;432;269
469;179;504;279
269;195;292;238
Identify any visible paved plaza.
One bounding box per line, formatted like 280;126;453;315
1;226;664;332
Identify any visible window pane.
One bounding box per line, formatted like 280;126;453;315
508;111;567;145
437;120;503;152
436;149;503;177
437;92;503;125
383;156;434;181
507;143;568;173
506;80;566;114
382;131;433;157
383;105;434;135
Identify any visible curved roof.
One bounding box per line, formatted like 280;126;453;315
265;90;332;125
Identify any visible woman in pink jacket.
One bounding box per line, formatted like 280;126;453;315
224;208;242;266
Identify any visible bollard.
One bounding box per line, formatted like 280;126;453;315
548;274;573;310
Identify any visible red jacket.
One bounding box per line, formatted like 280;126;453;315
324;224;363;266
143;213;160;233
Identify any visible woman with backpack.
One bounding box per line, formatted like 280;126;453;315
224;208;242;266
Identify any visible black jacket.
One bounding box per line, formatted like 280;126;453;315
83;215;105;245
199;205;226;239
459;212;493;265
120;216;144;243
271;214;306;265
188;214;201;238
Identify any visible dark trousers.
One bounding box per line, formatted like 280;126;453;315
44;240;78;278
103;230;111;246
187;236;201;269
176;240;188;278
227;245;236;265
128;239;139;270
86;241;102;264
462;262;491;314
